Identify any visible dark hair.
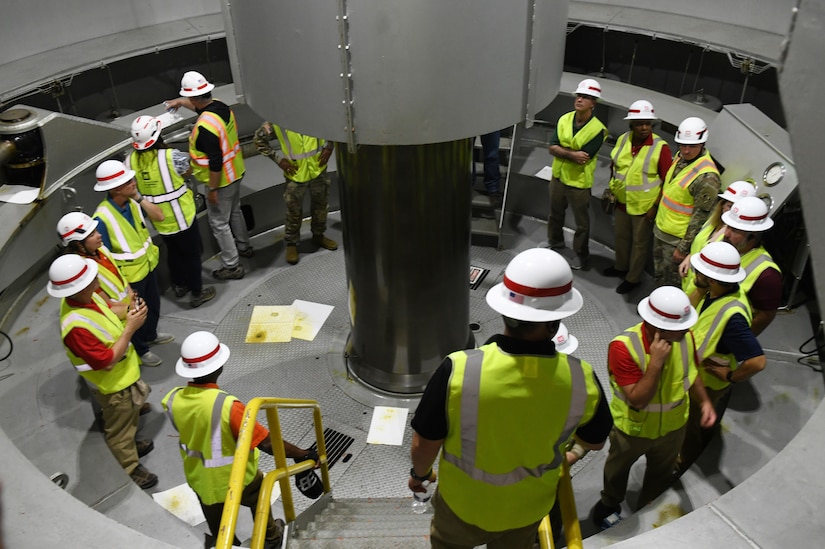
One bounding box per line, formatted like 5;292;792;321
192;366;223;385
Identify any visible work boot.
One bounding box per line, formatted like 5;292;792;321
602;265;627;278
149;333;174;346
140;351;162;368
616;280;641;294
591;500;621;530
130;464;158;490
286;244;299;265
172;284;189;297
489;192;503;209
190;286;217;308
136;439;154;458
312;235;338;250
264;518;286;549
238;246;255;258
212;264;245;280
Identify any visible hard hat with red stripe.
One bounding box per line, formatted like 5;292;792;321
94;160;135;191
690;241;746;283
574;78;602;99
176;331;230;378
179;71;215;97
718;180;757;203
57;212;99;246
46;254;99;298
675;117;708;144
637;286;698;330
130;115;163;151
486;248;583;321
624;99;656;120
722;196;774;232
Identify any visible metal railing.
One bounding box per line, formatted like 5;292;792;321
216;397;330;549
538;460;583;549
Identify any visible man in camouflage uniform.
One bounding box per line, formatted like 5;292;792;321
253;122;337;265
653;117;721;287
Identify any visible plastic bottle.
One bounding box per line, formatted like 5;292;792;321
411;480;432;514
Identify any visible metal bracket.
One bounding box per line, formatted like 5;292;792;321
336;0;357;153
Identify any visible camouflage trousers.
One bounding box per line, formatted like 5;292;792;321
284;173;329;244
652;236;682;288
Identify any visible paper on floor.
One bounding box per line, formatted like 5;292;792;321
367;406;409;446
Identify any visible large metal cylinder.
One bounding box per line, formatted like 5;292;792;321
339;141;473;392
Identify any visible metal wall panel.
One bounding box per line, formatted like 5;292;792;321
226;0;567;145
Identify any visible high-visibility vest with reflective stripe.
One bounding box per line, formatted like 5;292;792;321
439;344;601;531
609;324;696;439
655;150;719;238
551;111;607;189
739;246;781;299
94;200;159;283
60;293;140;394
91;246;130;306
272;126;328;183
189;109;245;187
127;149;196;235
682;222;724;297
162;386;258;505
693;290;752;391
609;133;666;215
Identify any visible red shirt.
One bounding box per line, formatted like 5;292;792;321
62;298;115;370
608;323;699;387
188;382;270;449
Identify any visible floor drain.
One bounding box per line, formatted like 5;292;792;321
308;428;354;469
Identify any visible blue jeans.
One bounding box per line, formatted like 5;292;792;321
130;269;160;356
480;131;501;193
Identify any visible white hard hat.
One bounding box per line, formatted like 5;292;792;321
553;322;579;354
722;196;774;232
637;286;698;330
574;78;601;99
130;115;162;150
57;212;98;246
46;255;99;298
624;99;656;120
690;241;746;283
179;71;215;97
675;117;709;144
176;331;230;378
719;180;757;203
94;160;135;191
486;248;583;322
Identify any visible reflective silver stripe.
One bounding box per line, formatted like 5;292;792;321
611;330;689;411
744;254;770;277
611;133;630;180
660;195;693;215
697;298;750;360
62;312;115;341
633;137;664;192
171;391;235;468
74;363;93;372
96;207;152;261
151;152;189;230
97;276;129;302
145;184;187;204
275;126;324;160
196;113;239;181
442;349;587;486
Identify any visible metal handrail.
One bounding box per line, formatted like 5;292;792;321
215;397;331;549
538;460;583;549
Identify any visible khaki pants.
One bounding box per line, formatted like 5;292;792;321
548;178;591;259
93;384;142;475
614;207;653;283
600;425;685;510
430;488;542;549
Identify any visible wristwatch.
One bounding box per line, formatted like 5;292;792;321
410;467;432;482
136;194;145;204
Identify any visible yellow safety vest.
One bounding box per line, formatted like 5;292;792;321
439;344;601;531
609;324;697;439
681;222;724;298
189;109;245;187
693;290;752;391
609;133;667;215
272;126;328;183
94;199;159;283
739;246;781;297
127;149;196;235
162;386;259;505
655;149;719;238
551;111;607;189
92;246;130;306
60;293;140;395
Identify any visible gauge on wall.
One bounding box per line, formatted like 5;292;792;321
763;161;786;187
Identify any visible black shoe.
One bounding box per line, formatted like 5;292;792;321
591;500;621;530
264;518;286;549
489;192;503;209
172;284;189;297
212;264;245;280
139;402;152;416
616;280;641;294
238;246;255;258
602;266;628;278
136;439;154;458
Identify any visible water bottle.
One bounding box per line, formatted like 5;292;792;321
411;480;432;514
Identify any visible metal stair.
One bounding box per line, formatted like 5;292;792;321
470;127;515;248
288;497;432;549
